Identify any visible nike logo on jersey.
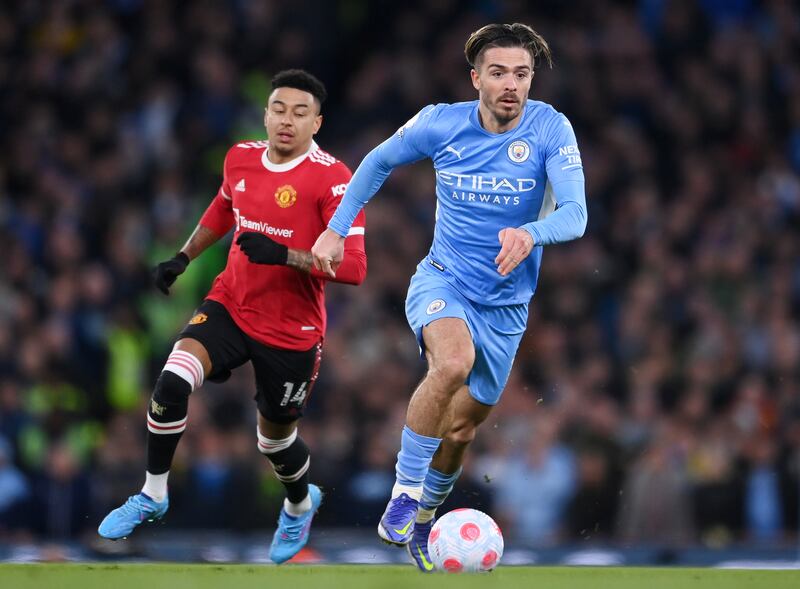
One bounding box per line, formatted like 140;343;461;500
235;179;246;192
444;145;465;159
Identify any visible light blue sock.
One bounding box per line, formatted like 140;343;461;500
394;426;441;496
420;467;462;512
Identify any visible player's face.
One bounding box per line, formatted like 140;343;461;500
471;46;533;131
264;87;322;162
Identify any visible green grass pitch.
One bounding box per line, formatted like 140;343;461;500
1;564;799;589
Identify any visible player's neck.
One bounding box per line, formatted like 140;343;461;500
478;105;524;134
267;140;314;164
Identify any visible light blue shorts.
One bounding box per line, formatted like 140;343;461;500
405;265;528;405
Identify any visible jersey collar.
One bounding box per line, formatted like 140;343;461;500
261;140;318;172
469;100;531;137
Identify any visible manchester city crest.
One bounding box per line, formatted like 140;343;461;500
507;140;530;163
426;299;447;315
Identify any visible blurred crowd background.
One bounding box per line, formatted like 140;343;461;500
1;0;799;551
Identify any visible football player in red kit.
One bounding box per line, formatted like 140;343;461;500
98;70;366;563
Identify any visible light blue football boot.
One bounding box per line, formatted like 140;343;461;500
377;493;419;546
98;493;169;539
269;484;323;564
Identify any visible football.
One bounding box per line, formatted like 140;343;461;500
428;508;504;573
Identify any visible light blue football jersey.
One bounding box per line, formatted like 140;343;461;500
328;100;587;306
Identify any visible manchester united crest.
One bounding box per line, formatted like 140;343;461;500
275;185;297;208
188;313;208;325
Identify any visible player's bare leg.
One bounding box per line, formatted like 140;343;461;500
257;414;323;563
379;318;475;546
408;385;492;570
173;337;213;371
98;338;211;539
407;318;475;438
429;385;492;473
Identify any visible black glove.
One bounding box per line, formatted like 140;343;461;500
236;232;289;265
153;252;189;295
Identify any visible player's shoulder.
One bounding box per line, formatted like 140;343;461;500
232;139;270;150
306;144;352;188
308;144;351;175
225;139;270;163
525;100;572;130
439;100;479;113
425;101;476;123
307;144;340;168
402;102;475;139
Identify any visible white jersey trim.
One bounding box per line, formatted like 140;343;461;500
346;226;365;236
260;140;319;172
308;149;336;167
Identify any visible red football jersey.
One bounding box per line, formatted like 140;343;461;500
198;140;366;351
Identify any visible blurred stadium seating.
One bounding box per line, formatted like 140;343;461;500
0;0;798;560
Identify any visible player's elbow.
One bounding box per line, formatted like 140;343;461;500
567;203;587;241
339;255;367;286
350;257;367;285
574;206;588;239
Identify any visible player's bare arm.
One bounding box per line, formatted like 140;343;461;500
181;224;221;261
153;224;221;295
311;227;345;278
286;249;313;273
494;227;534;276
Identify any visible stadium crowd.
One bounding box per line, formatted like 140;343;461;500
1;0;799;549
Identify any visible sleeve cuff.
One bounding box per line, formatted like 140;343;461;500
520;223;542;246
327;221;349;238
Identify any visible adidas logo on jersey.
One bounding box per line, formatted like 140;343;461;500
235;179;246;192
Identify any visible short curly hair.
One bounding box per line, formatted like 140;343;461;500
270;69;327;111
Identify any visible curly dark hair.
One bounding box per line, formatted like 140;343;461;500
270;69;327;111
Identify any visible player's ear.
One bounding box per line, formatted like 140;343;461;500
470;68;480;91
312;114;322;135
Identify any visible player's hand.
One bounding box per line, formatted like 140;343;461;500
236;232;289;265
495;228;534;276
311;228;345;278
153;252;190;295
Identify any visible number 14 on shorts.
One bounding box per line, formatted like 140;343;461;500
280;381;308;406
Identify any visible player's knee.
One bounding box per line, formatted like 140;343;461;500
256;427;298;455
445;419;479;447
445;409;486;446
152;371;192;405
429;354;473;389
149;371;192;431
256;428;310;482
162;349;205;392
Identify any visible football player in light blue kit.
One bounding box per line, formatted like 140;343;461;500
312;23;587;571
